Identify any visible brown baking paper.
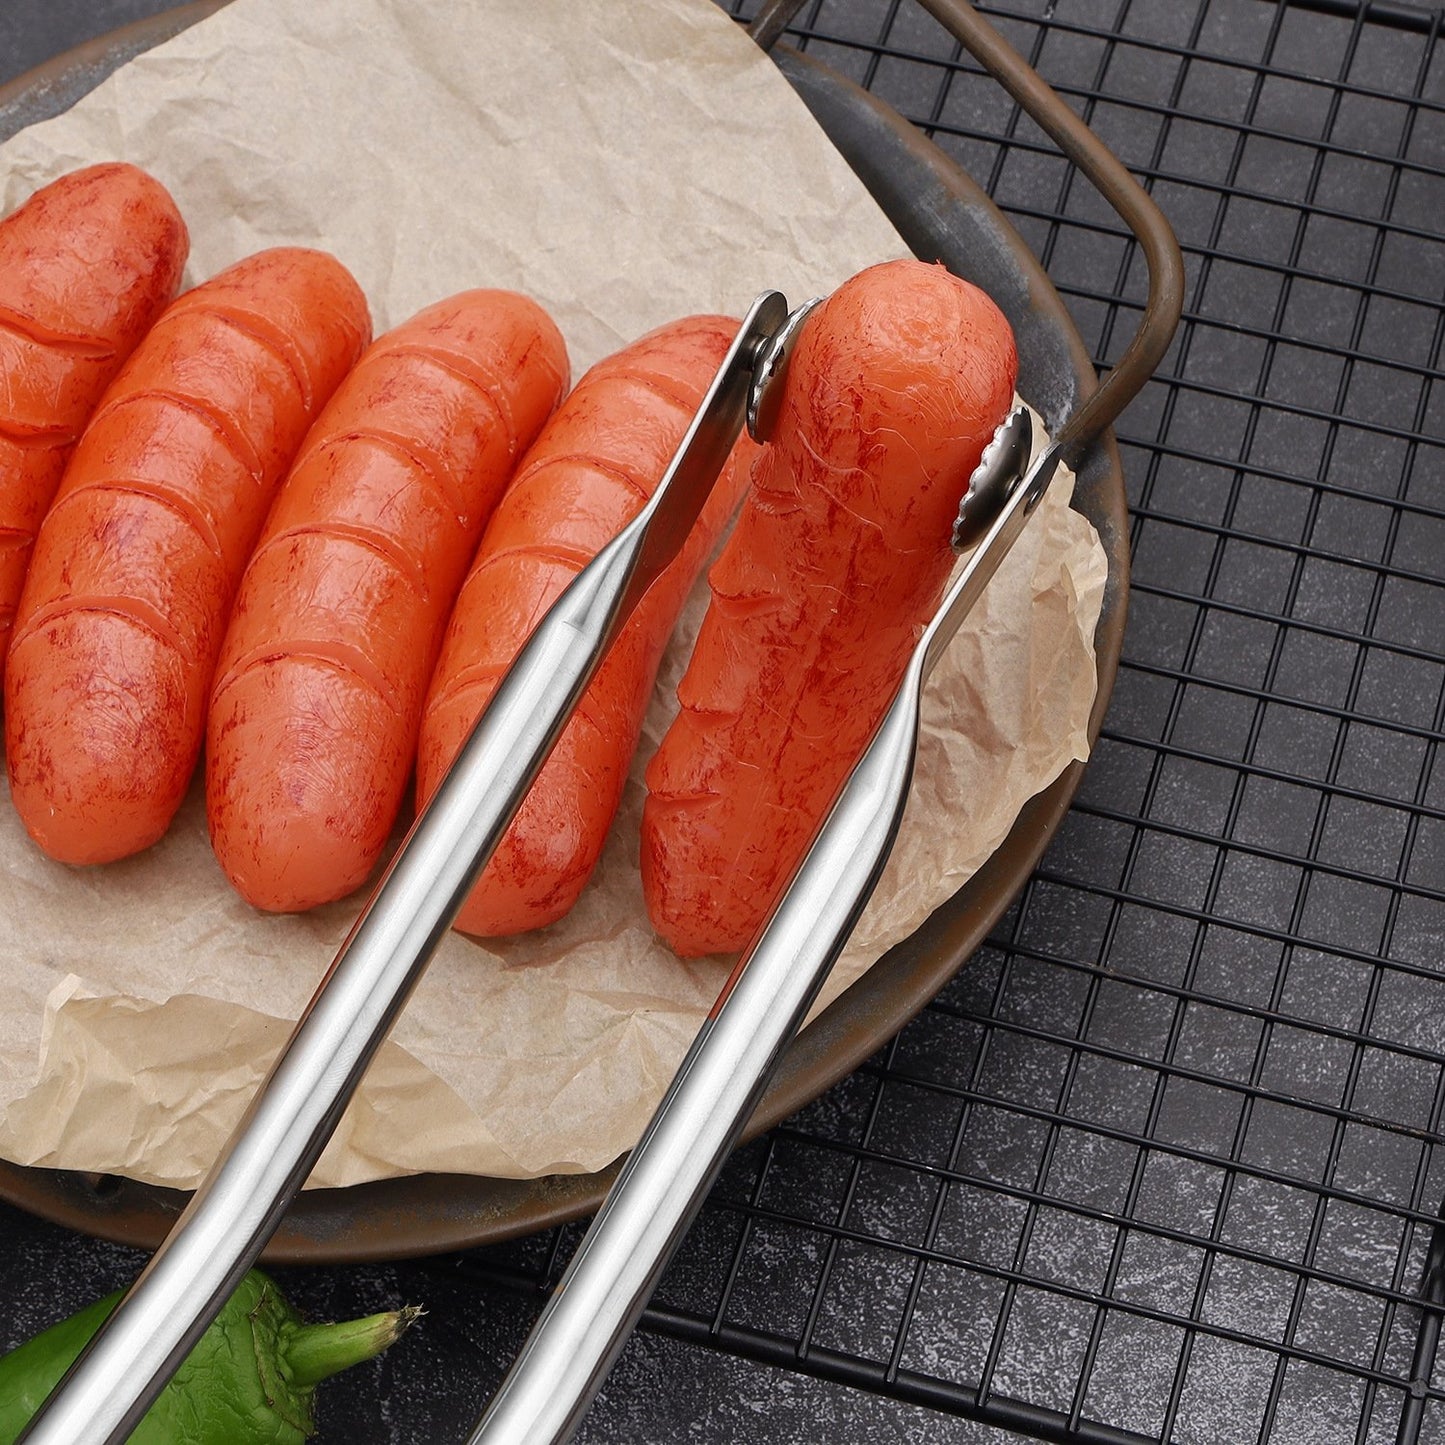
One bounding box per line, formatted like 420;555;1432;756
0;0;1106;1189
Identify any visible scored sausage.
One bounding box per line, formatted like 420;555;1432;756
641;259;1019;957
417;314;758;937
0;163;189;680
5;247;371;865
206;289;569;911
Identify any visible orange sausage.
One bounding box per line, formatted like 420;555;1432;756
417;314;758;936
5;247;371;865
206;289;569;912
641;260;1019;956
0;163;189;679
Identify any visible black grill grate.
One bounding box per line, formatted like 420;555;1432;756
451;2;1445;1441
1;2;1442;1440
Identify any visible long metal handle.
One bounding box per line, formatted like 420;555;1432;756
468;443;1063;1445
470;592;926;1445
470;0;1184;1430
18;291;789;1445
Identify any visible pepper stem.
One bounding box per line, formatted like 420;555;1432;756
284;1304;423;1388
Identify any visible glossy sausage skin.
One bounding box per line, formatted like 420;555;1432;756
417;314;757;937
642;260;1019;956
0;163;189;679
5;247;371;865
206;290;569;911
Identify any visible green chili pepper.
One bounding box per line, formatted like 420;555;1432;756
0;1269;420;1444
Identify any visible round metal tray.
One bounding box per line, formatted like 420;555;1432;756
0;2;1137;1262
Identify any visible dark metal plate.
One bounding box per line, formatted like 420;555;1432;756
0;2;1128;1262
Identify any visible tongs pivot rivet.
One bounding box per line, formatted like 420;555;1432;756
746;296;822;444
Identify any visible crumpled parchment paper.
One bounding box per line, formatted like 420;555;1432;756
0;0;1106;1189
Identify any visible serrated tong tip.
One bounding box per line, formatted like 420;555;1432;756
952;404;1034;552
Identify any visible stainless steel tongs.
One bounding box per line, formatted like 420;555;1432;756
12;0;1193;1432
20;292;1049;1444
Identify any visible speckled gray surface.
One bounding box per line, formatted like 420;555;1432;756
4;1;1445;1442
0;0;185;78
0;1202;1020;1441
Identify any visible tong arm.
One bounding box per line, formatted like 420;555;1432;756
18;290;792;1445
468;438;1063;1445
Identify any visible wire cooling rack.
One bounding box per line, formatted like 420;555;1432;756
438;2;1445;1441
1;1;1439;1441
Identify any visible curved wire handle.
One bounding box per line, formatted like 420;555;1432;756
752;0;1185;460
919;0;1183;455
